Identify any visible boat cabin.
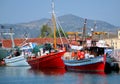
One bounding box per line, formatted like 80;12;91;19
86;47;105;57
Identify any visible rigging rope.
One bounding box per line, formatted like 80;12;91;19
54;14;64;48
56;18;70;44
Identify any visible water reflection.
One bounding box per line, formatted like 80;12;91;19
28;68;66;76
66;71;107;84
28;68;109;84
0;66;30;77
0;66;120;84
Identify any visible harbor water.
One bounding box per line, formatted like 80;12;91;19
0;66;120;84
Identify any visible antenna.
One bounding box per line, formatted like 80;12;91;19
94;21;96;32
51;0;55;14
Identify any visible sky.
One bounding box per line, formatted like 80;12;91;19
0;0;120;26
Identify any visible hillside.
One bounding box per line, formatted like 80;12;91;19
0;14;118;38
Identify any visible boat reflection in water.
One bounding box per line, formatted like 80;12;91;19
71;71;107;84
68;70;106;77
1;67;120;84
28;67;107;77
28;68;66;76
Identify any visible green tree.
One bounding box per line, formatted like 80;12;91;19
40;25;68;38
40;24;52;37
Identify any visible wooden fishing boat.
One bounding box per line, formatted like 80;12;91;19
2;28;37;66
4;42;36;66
2;28;31;66
62;46;106;72
62;18;109;72
27;50;65;69
27;1;66;69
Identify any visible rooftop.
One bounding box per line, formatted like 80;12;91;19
2;38;68;48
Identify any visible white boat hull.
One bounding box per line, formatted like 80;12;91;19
4;55;29;66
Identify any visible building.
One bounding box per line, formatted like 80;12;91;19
104;38;120;49
104;30;120;49
1;38;68;48
118;30;120;39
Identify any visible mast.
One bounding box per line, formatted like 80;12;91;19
93;21;96;32
2;27;15;48
91;21;96;40
51;0;57;49
10;28;15;48
0;26;4;48
82;19;87;45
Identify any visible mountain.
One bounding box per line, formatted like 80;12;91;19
0;14;118;38
58;14;118;32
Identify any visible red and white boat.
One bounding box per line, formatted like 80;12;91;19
27;50;65;69
62;46;107;72
62;53;106;72
62;18;109;72
27;1;66;69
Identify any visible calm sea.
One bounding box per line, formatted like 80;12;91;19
0;66;120;84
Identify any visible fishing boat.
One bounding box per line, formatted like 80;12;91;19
3;28;36;66
27;1;66;69
4;54;29;66
3;42;36;66
62;19;109;72
27;50;65;69
62;46;107;72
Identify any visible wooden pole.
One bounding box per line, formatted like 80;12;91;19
51;0;57;49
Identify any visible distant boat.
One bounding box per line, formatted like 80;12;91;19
27;1;66;69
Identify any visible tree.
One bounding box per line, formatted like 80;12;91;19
40;24;52;38
40;25;68;38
